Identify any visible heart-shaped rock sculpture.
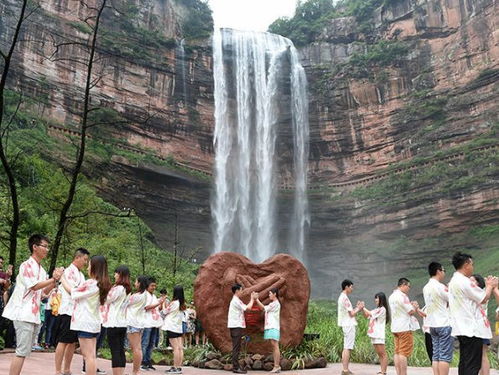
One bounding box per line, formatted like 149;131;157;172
194;252;310;354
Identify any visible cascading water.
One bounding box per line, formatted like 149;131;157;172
211;28;309;263
176;39;188;103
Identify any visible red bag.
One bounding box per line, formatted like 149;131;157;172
244;304;263;327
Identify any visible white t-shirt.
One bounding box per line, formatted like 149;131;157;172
423;278;450;327
126;291;148;328
70;279;101;333
367;306;386;340
389;289;415;333
162;300;183;333
337;292;357;327
144;292;163;328
59;263;85;316
264;300;280;330
101;285;129;328
449;271;489;338
227;296;247;328
476;301;492;339
2;257;48;324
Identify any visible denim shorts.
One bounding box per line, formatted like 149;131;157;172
77;331;99;339
127;326;144;334
430;326;454;363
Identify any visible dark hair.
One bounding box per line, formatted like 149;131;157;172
136;275;150;293
452;252;473;270
160;289;167;295
428;262;443;277
74;248;90;259
0;255;4;261
472;274;485;289
114;265;131;294
232;283;242;294
147;276;157;284
172;285;186;311
398;278;410;287
28;234;50;254
375;292;390;323
89;255;111;305
341;279;353;290
270;287;279;299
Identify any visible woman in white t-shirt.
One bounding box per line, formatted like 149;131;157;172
255;288;281;374
471;274;492;375
161;285;186;374
101;265;131;375
363;292;390;375
126;275;149;375
61;255;111;375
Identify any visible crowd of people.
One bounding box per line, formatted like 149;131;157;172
0;235;206;375
337;253;499;375
1;234;498;375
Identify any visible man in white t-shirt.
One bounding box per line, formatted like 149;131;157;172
141;277;165;371
227;283;257;374
2;234;63;375
423;262;453;375
448;252;497;375
54;248;89;375
389;278;422;375
337;279;364;375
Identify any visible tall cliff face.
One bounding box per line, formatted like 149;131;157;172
1;0;498;299
299;0;499;298
1;0;215;255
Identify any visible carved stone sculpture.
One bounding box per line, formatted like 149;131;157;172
194;252;310;354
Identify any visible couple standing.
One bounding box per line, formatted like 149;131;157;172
227;284;281;374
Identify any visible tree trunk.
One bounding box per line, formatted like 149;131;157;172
49;0;107;272
0;0;28;271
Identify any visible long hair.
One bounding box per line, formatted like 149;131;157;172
136;275;150;293
89;255;111;305
172;285;186;311
114;265;131;294
472;274;485;289
375;292;390;323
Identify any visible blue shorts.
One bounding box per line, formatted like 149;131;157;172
483;339;491;346
264;329;280;341
77;331;99;339
127;326;143;334
430;326;454;363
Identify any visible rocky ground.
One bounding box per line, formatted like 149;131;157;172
0;351;475;374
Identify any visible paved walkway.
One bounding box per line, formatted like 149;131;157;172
0;351;477;374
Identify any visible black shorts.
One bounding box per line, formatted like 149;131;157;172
55;315;78;344
167;330;183;339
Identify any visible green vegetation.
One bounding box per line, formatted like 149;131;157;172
177;0;213;40
67;21;92;35
268;0;405;46
0;90;199;294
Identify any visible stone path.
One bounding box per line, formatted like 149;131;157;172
0;351;481;374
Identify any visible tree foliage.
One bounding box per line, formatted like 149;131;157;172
177;0;213;40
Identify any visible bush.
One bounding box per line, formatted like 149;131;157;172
177;0;213;40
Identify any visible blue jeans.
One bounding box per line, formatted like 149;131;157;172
141;327;158;366
430;326;454;363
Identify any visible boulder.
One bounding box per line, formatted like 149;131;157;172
206;352;220;360
252;360;263;370
205;359;224;370
280;358;293;371
305;357;328;369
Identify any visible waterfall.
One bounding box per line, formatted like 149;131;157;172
211;28;309;263
176;39;188;103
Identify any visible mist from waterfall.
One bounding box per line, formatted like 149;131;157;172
211;28;309;263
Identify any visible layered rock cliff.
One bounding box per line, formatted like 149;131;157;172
1;0;498;299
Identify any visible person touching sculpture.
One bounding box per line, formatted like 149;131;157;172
255;288;281;373
227;284;257;374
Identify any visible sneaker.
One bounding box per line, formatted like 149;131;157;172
176;368;182;374
97;370;107;375
140;365;150;371
148;365;156;371
165;367;179;374
32;344;43;351
232;369;247;374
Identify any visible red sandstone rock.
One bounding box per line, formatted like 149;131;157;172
194;252;310;354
